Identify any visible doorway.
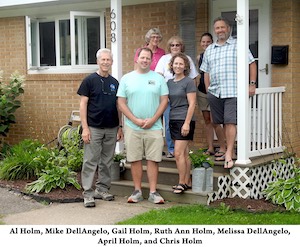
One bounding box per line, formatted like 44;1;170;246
210;0;271;88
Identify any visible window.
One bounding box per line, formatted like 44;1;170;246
26;11;105;73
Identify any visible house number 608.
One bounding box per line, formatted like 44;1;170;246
110;9;116;43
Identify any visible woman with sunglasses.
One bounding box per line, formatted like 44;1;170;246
155;36;198;161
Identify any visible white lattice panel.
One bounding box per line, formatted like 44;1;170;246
207;156;295;204
250;157;295;199
231;167;251;199
207;175;231;204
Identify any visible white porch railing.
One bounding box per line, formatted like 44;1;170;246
248;86;286;158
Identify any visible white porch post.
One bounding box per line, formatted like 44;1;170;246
110;0;122;80
236;0;251;165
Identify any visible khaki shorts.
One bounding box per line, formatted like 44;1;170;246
197;91;210;112
124;126;164;163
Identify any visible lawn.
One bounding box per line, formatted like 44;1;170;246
118;203;300;225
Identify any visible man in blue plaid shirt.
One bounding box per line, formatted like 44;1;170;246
200;16;257;169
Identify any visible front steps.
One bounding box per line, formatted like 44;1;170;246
110;151;295;204
110;156;230;205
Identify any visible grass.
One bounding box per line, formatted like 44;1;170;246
118;203;300;225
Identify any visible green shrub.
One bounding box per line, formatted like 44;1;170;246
0;137;83;193
0;139;46;180
0;136;83;179
0;71;25;136
263;164;300;212
59;128;83;172
25;166;81;193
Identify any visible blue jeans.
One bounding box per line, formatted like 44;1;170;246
164;103;174;154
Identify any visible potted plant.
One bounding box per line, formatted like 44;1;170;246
111;152;126;181
113;152;126;162
189;149;214;193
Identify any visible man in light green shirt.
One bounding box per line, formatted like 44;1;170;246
117;47;168;204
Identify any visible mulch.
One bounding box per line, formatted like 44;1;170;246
0;174;285;212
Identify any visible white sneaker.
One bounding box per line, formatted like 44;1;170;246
148;191;165;204
127;190;143;203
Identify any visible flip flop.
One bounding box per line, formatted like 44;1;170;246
214;151;225;157
204;150;215;156
224;159;234;169
215;155;225;161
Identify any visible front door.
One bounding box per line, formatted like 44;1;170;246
210;0;271;88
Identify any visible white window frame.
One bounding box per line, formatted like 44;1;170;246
26;11;105;74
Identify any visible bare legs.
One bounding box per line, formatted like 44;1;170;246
202;111;226;154
223;124;236;168
131;160;159;193
173;140;191;193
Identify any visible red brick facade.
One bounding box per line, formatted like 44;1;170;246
0;0;299;156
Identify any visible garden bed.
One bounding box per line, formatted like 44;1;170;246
0;173;285;212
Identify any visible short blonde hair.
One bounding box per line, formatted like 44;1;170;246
166;36;185;53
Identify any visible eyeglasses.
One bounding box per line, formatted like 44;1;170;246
150;35;160;39
170;44;181;47
101;79;112;95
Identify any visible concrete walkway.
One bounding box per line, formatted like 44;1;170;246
0;187;177;225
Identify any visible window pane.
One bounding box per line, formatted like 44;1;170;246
59;20;71;65
75;16;100;65
30;21;38;66
39;22;56;66
87;17;100;64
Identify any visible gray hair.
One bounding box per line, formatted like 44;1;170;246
145;28;163;44
96;48;113;60
213;16;231;27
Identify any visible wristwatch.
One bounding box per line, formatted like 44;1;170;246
249;80;256;85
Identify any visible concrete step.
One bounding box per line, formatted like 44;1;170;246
110;153;231;205
160;156;231;173
111;167;229;205
121;163;226;191
110;180;209;205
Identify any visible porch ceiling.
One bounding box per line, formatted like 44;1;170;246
0;0;176;18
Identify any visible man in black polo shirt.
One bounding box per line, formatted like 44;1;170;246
77;48;123;207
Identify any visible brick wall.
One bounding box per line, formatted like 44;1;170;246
2;0;299;156
0;1;208;149
272;0;300;155
0;18;85;145
194;0;209;149
0;17;26;77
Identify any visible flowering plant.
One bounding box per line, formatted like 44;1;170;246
0;71;25;136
